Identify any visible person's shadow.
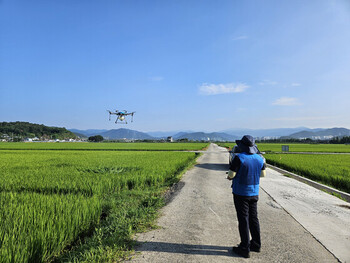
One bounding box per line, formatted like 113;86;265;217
134;241;239;258
195;163;229;171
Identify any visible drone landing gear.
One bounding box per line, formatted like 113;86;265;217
115;120;128;124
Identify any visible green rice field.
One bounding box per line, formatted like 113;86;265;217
264;154;350;193
218;142;350;153
218;142;350;194
0;143;205;262
258;143;350;153
0;142;209;151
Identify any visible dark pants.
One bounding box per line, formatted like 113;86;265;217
233;194;261;251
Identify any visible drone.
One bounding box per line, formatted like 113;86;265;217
107;109;135;124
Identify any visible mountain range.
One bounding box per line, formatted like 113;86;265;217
220;127;324;138
281;128;350;140
70;128;153;140
69;127;350;141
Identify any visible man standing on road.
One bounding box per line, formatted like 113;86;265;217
227;135;266;258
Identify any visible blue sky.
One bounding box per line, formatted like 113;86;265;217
1;0;350;132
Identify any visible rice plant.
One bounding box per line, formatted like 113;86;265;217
0;149;198;262
0;142;209;151
264;153;350;193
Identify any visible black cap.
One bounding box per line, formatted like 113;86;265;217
235;135;259;154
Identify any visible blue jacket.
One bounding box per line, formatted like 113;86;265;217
231;153;264;196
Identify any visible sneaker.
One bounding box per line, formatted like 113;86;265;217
232;246;250;258
250;245;261;253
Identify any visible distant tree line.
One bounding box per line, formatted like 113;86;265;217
88;135;104;142
256;138;314;143
0;122;77;140
329;136;350;144
256;137;350;144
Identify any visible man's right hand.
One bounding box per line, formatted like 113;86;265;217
227;170;236;180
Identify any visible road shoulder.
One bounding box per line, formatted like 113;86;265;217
261;168;350;263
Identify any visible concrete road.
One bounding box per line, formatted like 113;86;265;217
129;144;349;262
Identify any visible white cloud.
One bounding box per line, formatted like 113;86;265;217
199;83;249;95
149;76;163;81
272;97;300;106
232;35;248;41
258;80;278;86
291;83;301;87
